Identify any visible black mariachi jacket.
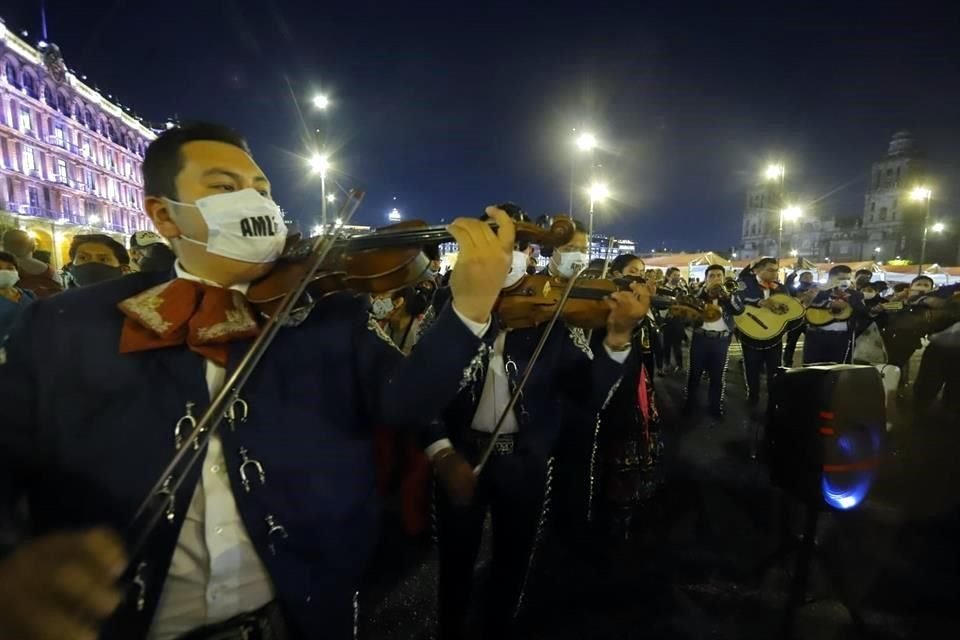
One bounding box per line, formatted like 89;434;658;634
424;319;625;464
0;270;487;639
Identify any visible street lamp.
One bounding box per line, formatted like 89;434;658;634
309;153;331;229
764;163;785;182
326;193;337;204
586;182;610;259
312;94;330;110
388;208;402;223
570;129;598;216
911;186;933;275
778;205;803;262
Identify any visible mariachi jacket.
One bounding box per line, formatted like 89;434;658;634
424;320;625;464
0;270;488;639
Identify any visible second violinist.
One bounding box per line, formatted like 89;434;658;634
425;220;650;640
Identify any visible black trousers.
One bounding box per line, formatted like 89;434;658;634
662;320;685;368
802;329;852;365
686;332;731;416
783;323;804;367
742;340;782;408
436;453;549;640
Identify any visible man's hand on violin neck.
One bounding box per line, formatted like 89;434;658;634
447;207;515;324
604;282;652;347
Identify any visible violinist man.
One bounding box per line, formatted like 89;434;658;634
0;122;519;640
659;267;688;374
732;257;788;410
427;242;650;639
684;264;736;421
803;265;866;364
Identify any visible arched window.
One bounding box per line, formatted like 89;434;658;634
22;73;38;98
73;102;83;121
105;122;116;143
750;223;758;235
42;84;55;106
4;62;19;88
85;109;97;130
58;93;70;115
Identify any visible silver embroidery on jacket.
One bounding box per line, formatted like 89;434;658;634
118;281;176;334
587;377;623;523
367;316;403;353
458;343;490;393
568;327;594;360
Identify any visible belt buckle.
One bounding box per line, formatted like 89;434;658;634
493;435;515;455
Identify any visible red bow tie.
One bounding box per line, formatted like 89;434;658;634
118;279;259;366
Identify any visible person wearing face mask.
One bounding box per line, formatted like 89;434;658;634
130;230;178;274
659;267;689;375
0;122;520;640
0;251;37;342
854;269;874;291
63;234;131;288
0;229;62;299
782;270;817;366
543;219;590;279
803;264;866;364
425;237;650;639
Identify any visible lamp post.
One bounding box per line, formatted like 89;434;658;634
312;94;330;110
778;205;803;263
309;153;330;230
570;130;597;216
911;186;932;275
764;163;786;257
587;182;610;259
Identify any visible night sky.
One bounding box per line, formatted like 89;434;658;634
4;1;958;252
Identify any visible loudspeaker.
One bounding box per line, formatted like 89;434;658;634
767;365;885;510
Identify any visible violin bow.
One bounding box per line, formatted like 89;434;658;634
124;190;365;561
473;267;588;476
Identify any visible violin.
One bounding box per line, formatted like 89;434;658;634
247;200;576;317
498;274;663;330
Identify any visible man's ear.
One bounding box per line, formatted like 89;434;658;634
145;196;180;240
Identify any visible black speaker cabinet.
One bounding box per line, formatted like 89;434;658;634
767;365;885;510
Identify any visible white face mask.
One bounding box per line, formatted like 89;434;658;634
863;290;877;300
0;270;19;288
551;250;589;279
503;250;529;289
167;189;287;264
371;297;395;319
836;279;852;290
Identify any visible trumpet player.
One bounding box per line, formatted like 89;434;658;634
683;265;738;421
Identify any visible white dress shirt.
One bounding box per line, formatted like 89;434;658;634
426;329;631;458
148;265;275;640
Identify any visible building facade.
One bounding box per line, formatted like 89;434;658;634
738;132;958;264
0;19;155;269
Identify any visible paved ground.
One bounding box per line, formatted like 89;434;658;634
359;338;960;639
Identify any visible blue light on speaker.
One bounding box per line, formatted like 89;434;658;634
821;432;877;511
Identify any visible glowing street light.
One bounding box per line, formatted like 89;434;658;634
569;129;599;216
911;185;934;275
312;94;330;110
585;182;610;259
326;193;337;204
388;208;402;223
311;225;323;237
874;246;882;253
575;132;598;152
790;249;799;257
931;222;945;233
309;153;332;229
764;163;786;182
334;217;343;228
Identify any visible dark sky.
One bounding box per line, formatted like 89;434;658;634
5;0;959;252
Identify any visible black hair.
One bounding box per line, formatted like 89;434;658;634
753;257;777;270
143;122;251;198
705;264;725;276
69;234;130;266
893;282;910;293
610;253;642;275
0;250;17;265
911;275;934;286
32;249;52;264
855;269;872;278
828;265;853;278
588;258;607;270
666;267;681;276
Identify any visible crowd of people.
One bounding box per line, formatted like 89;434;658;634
0;120;957;640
